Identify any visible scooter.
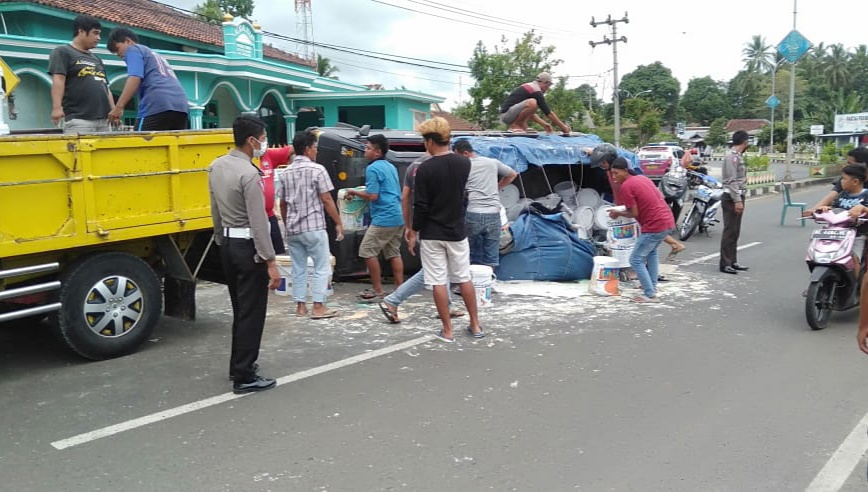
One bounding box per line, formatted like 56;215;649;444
678;171;724;241
804;209;867;330
659;162;689;222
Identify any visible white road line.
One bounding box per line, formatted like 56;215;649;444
678;241;763;267
805;412;868;492
51;334;434;450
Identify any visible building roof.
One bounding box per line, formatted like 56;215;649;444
725;119;770;133
432;111;480;131
5;0;312;66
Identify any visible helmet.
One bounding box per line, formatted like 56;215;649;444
660;173;687;199
589;143;618;168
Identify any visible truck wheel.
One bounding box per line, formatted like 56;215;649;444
53;252;162;360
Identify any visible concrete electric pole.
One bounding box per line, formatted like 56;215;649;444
589;12;629;148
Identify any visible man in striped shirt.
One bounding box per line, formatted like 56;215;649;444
278;131;344;319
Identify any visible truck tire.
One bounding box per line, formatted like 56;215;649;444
52;252;162;360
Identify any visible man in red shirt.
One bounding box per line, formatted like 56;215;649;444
608;158;675;303
258;145;293;254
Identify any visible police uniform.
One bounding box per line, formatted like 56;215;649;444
720;148;747;269
209;149;276;383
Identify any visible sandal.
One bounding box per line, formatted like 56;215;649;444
667;244;686;261
311;309;338;319
436;309;466;319
378;301;400;324
466;326;485;338
433;330;455;343
359;288;385;300
631;295;659;303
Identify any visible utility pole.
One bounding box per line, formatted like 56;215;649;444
784;0;797;182
590;12;629;148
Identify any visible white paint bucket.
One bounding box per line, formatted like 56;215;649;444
589;256;620;296
273;255;335;297
610;245;633;268
607;216;639;249
337;187;369;231
469;264;495;308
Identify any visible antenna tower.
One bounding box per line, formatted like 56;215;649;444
295;0;314;61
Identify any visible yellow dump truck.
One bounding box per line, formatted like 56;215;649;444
0;129;234;359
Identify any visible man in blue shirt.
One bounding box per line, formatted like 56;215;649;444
345;134;405;299
106;27;189;131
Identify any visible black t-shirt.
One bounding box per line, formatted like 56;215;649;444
412;153;471;241
499;83;552;116
48;44;111;121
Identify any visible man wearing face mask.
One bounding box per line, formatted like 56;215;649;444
209;115;281;394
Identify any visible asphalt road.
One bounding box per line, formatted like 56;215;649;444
2;184;868;491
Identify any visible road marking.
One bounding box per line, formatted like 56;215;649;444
51;334;434;450
678;241;762;267
805;412;868;492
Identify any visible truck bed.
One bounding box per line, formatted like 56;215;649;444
0;129;234;260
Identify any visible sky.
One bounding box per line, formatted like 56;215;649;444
171;0;866;110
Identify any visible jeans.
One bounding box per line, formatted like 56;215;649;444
629;230;668;298
287;229;331;303
466;211;501;266
384;269;453;308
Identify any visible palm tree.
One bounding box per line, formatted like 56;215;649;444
316;55;340;79
742;35;774;73
822;44;852;90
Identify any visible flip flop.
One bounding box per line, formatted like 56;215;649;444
466;326;485;338
310;309;338;319
667;244;686;261
378;301;400;324
436;309;466;319
358;288;385;300
631;295;659;303
433;330;455;343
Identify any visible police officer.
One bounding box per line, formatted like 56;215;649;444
209;115;281;394
719;130;750;275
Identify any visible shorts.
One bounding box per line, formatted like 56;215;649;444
420;238;472;286
63;118;111;134
358;225;404;259
499;100;530;126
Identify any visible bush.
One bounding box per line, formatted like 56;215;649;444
745;154;770;172
819;142;841;165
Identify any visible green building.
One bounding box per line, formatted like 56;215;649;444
0;0;444;143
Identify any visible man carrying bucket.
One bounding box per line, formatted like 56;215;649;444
607;158;674;303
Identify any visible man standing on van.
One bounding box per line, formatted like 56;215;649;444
106;27;189;131
49;15;115;133
499;72;571;134
208;115;280;394
344;134;405;300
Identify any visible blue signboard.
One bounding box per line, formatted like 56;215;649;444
766;95;781;109
777;30;812;63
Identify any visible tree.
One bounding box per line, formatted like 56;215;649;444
618;62;681;125
706;117;728;147
822;43;851;90
742;35;774;73
193;0;222;24
681;77;729;125
194;0;254;23
465;31;561;129
573;84;600;111
316;55;340;79
544;77;585;131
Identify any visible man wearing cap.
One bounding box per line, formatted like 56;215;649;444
499;72;571;134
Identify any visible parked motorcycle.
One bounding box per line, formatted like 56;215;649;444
659;162;689;223
678;171;724;241
803;209;867;330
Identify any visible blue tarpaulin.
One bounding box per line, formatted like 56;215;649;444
495;211;597;281
452;134;641;174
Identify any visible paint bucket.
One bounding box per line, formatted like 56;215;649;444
607;215;639;249
469;264;495;308
610;245;633;268
577;187;602;208
273;255;335;297
337;187;369;231
589;256;620;296
554;181;578;208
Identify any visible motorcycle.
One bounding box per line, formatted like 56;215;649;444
678;171;724;241
803;209;867;330
659;162;689;223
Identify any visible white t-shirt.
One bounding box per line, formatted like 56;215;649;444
466;156;515;214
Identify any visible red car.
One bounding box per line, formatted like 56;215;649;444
637;144;685;182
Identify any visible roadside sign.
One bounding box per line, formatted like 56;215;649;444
0;56;20;95
777;30;812;64
810;125;824;136
766;95;781;109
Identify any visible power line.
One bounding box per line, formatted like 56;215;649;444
408;0;573;34
370;0;533;35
